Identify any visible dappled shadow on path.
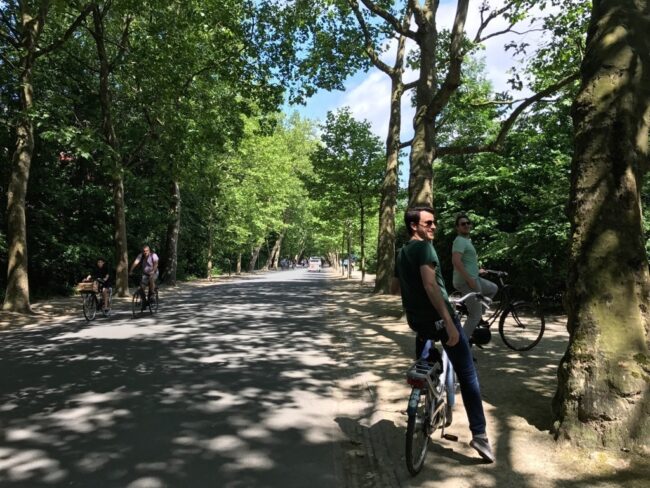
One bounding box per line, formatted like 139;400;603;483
0;271;361;487
327;279;649;488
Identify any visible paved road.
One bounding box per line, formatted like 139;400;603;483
0;270;378;488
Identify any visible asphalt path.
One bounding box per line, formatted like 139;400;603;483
0;270;376;488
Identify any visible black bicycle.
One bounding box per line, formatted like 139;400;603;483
132;279;159;317
79;280;112;321
451;270;545;351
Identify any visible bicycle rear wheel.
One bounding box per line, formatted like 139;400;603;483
498;301;545;351
405;389;431;476
83;293;97;321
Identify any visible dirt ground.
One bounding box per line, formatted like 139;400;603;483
1;271;648;487
332;274;649;488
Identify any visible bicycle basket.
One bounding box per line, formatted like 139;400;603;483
76;281;98;293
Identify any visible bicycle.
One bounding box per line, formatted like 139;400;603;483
404;324;458;476
132;278;159;317
78;279;112;321
451;270;545;351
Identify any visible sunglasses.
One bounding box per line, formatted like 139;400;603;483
419;220;436;228
459;221;472;226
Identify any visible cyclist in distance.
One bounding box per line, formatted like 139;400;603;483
451;214;498;339
84;257;112;313
391;207;495;463
129;245;159;304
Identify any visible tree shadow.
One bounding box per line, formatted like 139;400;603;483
0;271;356;487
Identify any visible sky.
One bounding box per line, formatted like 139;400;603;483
287;1;551;142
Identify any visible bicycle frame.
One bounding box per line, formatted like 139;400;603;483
473;273;512;326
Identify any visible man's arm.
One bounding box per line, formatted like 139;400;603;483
129;256;140;274
452;252;478;290
151;255;159;274
420;263;459;346
390;277;401;295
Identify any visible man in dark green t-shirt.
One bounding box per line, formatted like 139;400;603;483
391;207;495;463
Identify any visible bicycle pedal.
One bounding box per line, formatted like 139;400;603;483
443;433;458;442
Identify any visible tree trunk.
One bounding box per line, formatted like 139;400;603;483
408;0;469;207
112;175;129;296
347;230;352;280
162;180;181;285
374;59;405;292
359;202;366;283
236;253;242;275
268;231;284;270
92;6;129;296
207;213;214;280
2;3;47;313
407;2;438;208
553;0;650;452
3;66;36;312
248;243;262;273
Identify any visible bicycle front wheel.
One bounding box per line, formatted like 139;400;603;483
83;294;97;321
498;302;545;351
132;291;143;317
405;390;431;476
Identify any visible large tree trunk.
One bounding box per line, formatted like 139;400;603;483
92;6;129;296
162;180;181;285
3;64;36;313
3;2;92;311
407;2;438;208
248;243;262;272
408;0;469;207
374;66;404;293
112;175;129;296
359;202;365;283
206;212;214;279
267;231;284;270
236;252;242;275
2;4;44;313
553;0;650;452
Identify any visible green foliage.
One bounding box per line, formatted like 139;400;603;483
435;100;575;299
308;107;384;265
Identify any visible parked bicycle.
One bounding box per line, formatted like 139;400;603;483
132;283;159;317
451;270;545;351
404;325;458;476
77;279;112;321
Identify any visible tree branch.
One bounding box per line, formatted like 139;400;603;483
436;72;580;157
35;3;94;58
424;0;470;120
403;80;418;92
473;0;517;43
399;139;413;149
347;0;393;75
491;72;580;150
108;15;132;71
359;0;415;39
0;8;20;42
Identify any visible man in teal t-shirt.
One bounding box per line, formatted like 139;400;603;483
452;214;498;338
391;207;495;463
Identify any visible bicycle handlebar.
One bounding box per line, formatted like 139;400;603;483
482;269;508;277
450;291;493;309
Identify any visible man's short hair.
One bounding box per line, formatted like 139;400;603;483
455;213;469;227
405;207;435;236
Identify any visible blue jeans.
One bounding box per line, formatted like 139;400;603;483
415;317;487;436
